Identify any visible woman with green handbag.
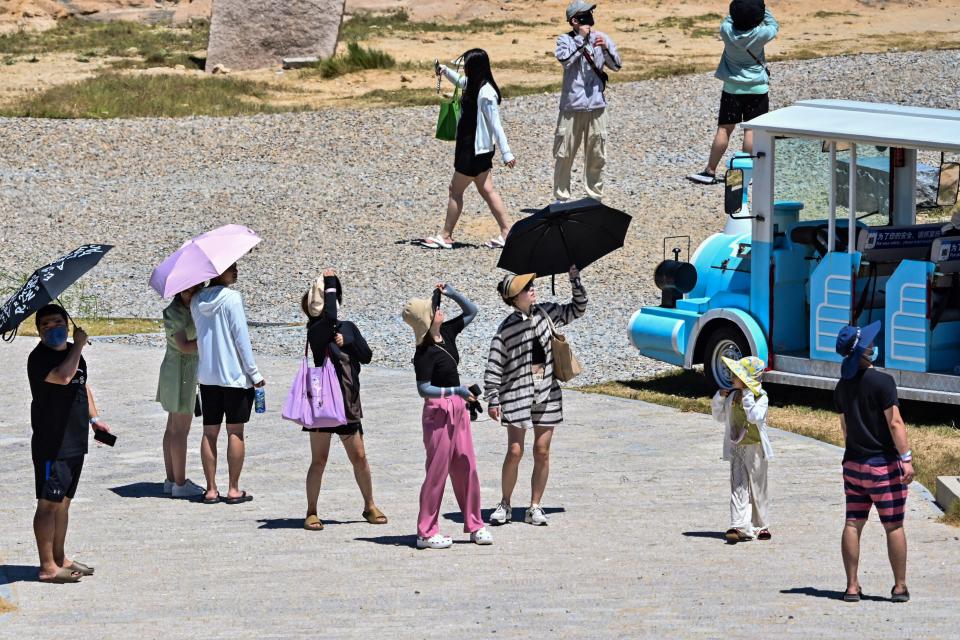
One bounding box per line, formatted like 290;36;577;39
422;49;517;251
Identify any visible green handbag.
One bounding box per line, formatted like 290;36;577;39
435;66;462;142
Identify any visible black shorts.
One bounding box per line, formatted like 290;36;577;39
718;91;769;126
303;422;364;436
199;384;255;425
34;456;85;502
454;149;495;178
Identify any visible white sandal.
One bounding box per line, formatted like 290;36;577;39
484;235;506;249
421;235;453;249
417;533;453;549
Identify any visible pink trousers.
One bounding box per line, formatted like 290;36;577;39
417;396;484;538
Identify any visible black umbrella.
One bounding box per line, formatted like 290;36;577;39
498;198;631;283
0;244;113;341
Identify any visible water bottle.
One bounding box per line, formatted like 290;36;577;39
254;387;266;414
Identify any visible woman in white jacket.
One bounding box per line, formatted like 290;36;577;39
423;49;517;250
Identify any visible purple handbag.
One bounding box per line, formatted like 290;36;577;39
282;343;347;428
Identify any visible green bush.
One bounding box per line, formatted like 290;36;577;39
305;42;396;79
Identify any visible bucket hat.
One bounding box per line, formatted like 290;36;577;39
835;321;881;380
730;0;765;31
720;356;765;395
402;298;434;346
305;276;342;318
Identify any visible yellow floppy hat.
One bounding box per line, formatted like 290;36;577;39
402;298;434;346
720;356;765;395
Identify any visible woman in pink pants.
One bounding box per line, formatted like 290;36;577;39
403;284;493;549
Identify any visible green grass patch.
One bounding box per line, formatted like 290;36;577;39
0;17;209;56
581;369;960;503
0;73;289;119
653;13;724;33
16;317;162;337
340;9;541;41
812;11;860;19
352;86;441;107
302;42;395;79
941;500;960;526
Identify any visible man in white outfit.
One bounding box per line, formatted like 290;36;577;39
554;1;622;202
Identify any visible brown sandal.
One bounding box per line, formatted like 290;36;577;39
39;566;83;584
362;506;388;524
304;515;324;531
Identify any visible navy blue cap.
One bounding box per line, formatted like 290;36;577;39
835;321;881;379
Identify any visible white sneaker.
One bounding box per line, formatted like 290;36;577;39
489;502;512;525
686;170;718;185
525;504;548;526
171;479;206;498
417;534;453;549
163;480;173;495
470;528;493;545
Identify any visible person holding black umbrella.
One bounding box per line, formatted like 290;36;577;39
28;304;113;583
484;266;586;526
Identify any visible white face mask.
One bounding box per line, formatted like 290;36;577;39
864;346;878;362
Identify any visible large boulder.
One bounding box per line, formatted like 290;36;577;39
206;0;345;72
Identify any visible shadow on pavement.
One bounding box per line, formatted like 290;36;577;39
257;518;363;529
780;586;889;602
0;565;37;585
444;506;566;524
682;531;729;540
355;535;417;547
109;482;166;499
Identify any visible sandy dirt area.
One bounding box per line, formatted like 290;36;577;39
1;0;959;109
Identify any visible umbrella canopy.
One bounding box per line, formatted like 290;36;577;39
149;224;261;298
497;198;631;276
0;244;113;340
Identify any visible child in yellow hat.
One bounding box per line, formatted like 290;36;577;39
711;356;774;542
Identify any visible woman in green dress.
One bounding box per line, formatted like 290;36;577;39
156;284;205;498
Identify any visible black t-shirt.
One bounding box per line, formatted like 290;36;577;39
414;317;465;387
27;342;90;462
833;367;899;462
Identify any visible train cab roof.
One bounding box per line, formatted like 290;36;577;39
744;100;960;152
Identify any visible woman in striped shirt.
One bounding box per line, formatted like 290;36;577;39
484;266;586;526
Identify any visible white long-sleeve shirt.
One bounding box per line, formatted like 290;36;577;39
191;285;263;389
711;390;774;461
440;66;514;163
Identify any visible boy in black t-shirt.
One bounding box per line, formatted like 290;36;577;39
28;305;113;583
833;321;913;603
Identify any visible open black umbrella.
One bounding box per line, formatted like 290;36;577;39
498;198;631;277
0;244;113;341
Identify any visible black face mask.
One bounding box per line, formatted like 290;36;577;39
574;11;595;26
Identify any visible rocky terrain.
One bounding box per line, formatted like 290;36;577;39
2;49;960;385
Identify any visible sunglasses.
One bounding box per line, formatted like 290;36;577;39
522;282;536;292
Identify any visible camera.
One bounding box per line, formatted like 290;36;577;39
468;383;483;421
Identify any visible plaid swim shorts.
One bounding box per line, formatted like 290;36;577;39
842;456;908;524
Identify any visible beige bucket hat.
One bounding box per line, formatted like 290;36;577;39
402;298;434;346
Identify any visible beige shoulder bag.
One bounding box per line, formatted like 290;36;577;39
538;307;582;382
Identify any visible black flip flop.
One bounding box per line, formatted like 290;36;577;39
224;491;253;505
200;491;221;504
843;587;863;602
891;586;910;603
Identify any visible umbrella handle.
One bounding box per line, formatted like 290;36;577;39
55;297;89;346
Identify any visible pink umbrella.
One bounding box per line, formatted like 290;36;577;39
149;224;261;297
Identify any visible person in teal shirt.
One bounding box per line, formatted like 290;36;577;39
688;0;779;184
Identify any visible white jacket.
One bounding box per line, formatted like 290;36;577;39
711;390;774;461
191;286;263;388
441;66;515;163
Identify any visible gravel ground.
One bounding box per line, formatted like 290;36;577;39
2;50;959;386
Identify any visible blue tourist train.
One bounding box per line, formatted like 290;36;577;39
629;100;960;402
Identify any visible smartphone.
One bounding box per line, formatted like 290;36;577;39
93;429;117;447
432;288;442;312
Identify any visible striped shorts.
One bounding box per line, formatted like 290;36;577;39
842;456;908;524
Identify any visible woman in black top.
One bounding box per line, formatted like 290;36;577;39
402;284;492;549
300;269;387;531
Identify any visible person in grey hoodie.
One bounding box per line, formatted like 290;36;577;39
688;0;779;184
191;262;264;505
554;1;621;202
